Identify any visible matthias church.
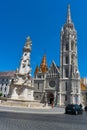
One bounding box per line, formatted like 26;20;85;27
0;5;87;106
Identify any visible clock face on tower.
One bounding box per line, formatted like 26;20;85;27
49;80;55;88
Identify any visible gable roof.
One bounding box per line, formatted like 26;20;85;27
49;60;60;74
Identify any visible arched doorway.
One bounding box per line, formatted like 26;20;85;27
47;93;54;104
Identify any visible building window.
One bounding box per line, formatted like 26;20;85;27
66;56;69;64
65;69;68;77
6;79;8;82
36;96;38;99
71;41;74;50
66;44;69;50
2;79;4;82
38;83;39;89
38;75;41;78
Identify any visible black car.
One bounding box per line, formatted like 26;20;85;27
65;104;83;115
84;106;87;111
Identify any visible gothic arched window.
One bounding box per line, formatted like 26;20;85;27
65;95;67;101
66;56;69;64
71;41;74;51
66;43;69;50
65;69;68;78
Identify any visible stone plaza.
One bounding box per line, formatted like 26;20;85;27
0;106;86;130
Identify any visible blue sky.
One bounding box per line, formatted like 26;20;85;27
0;0;87;77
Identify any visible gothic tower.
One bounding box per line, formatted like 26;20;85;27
59;5;81;105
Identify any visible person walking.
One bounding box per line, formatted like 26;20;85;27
51;101;54;108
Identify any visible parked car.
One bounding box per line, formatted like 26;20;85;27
65;104;83;115
84;106;87;111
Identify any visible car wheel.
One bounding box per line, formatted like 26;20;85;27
71;111;74;115
65;111;67;114
85;107;87;111
75;111;78;115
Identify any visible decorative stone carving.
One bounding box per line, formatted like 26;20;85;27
10;36;34;101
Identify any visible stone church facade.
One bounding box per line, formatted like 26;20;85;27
34;5;81;106
34;55;60;105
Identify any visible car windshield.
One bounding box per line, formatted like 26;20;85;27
67;104;80;109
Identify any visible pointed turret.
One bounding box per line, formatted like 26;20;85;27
67;4;72;24
34;66;39;74
40;55;48;73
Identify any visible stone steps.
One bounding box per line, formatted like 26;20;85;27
0;100;44;108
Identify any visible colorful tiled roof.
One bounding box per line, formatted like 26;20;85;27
34;66;39;74
81;83;87;91
40;55;48;73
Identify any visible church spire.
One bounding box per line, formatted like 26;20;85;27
34;65;39;74
67;4;72;24
40;55;48;73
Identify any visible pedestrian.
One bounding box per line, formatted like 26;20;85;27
51;101;54;108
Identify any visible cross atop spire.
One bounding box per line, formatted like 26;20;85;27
67;4;72;24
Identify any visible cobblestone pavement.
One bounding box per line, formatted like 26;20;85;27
0;111;87;130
